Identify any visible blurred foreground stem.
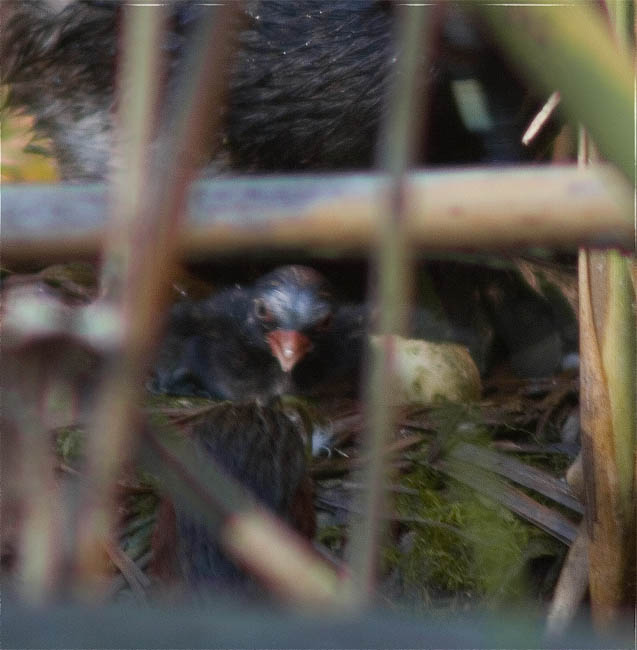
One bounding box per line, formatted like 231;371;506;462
73;3;166;593
73;3;237;594
344;4;433;607
479;1;634;184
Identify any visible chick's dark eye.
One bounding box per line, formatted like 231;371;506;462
254;298;274;322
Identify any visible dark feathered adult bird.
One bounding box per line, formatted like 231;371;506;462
150;403;315;595
1;0;543;181
150;265;366;403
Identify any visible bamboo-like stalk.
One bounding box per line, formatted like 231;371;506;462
343;4;433;607
578;122;636;626
2;165;633;263
579;1;636;626
72;3;238;595
481;0;636;626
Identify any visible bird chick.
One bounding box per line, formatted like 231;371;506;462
150;265;344;403
150;403;315;595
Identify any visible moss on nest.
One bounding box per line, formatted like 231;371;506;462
383;458;552;610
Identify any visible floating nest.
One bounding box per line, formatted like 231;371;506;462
1;260;582;611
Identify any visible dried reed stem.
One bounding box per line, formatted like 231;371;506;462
3;165;633;264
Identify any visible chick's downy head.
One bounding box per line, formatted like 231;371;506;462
251;266;334;372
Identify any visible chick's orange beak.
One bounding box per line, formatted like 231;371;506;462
266;330;312;373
